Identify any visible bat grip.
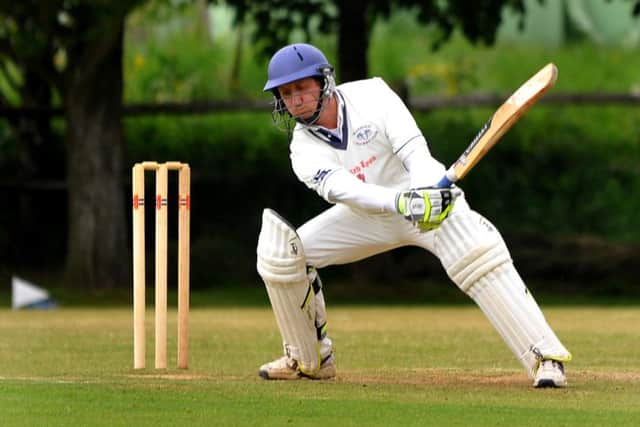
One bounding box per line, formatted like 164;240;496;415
436;176;452;187
436;168;457;188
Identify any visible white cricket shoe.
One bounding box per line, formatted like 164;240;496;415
533;359;567;388
258;354;336;380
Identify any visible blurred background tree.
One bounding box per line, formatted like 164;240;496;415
1;0;639;296
226;0;529;83
0;1;146;290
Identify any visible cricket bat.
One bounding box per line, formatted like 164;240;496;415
436;63;558;187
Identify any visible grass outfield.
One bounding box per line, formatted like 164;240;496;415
1;305;639;426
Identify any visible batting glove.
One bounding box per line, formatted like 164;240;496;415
396;186;462;230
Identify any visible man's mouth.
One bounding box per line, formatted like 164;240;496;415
292;109;313;119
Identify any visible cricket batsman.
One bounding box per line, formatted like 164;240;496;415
256;43;571;387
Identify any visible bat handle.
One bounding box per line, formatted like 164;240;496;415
436;168;457;188
436;176;452;187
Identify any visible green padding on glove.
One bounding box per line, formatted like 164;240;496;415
396;186;462;230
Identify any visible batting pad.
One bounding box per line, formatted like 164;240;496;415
257;209;320;375
436;211;571;378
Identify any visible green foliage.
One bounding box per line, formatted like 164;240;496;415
369;11;480;91
226;0;337;58
125;33;229;102
419;106;640;242
121;8;640;248
124;2;270;100
125;113;286;171
224;0;527;61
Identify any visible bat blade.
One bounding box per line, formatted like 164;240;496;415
437;63;558;187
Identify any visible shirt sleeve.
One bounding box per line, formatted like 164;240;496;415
323;169;398;213
400;139;447;188
375;78;446;187
290;137;398;213
374;78;424;156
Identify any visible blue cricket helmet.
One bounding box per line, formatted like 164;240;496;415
263;43;332;92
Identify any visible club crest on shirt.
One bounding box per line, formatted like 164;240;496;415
353;125;378;145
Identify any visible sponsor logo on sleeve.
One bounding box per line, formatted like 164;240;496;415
313;169;331;183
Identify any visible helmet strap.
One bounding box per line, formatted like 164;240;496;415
295;67;335;126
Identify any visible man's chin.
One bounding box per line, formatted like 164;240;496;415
294;113;314;122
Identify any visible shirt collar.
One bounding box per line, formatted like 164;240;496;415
308;90;348;150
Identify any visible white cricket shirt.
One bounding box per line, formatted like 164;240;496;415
290;77;446;214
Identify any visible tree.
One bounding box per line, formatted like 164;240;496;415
227;0;532;82
0;1;145;290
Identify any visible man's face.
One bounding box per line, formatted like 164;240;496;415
277;77;322;120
